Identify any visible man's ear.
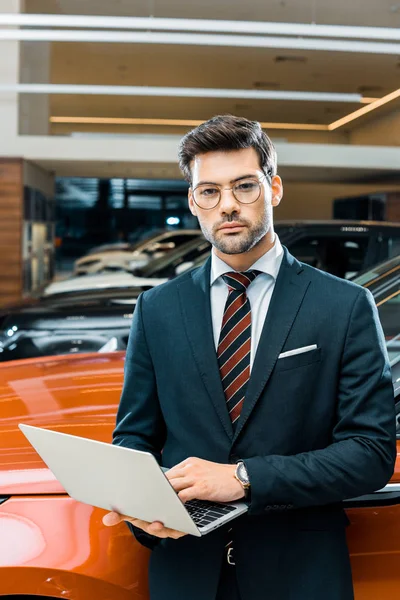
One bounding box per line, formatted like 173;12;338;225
188;188;198;217
271;175;283;207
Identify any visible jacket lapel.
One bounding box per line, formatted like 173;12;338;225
177;258;233;441
233;248;311;443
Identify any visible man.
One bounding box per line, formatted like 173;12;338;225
103;115;396;600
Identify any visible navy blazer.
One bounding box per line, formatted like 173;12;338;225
113;248;396;600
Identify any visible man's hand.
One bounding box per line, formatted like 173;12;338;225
102;457;244;536
166;457;245;503
102;511;187;539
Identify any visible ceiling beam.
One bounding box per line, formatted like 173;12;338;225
0;83;368;104
0;14;399;41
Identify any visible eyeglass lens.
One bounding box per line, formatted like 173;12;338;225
193;178;261;209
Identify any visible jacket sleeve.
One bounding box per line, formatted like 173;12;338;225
244;287;397;516
113;292;166;549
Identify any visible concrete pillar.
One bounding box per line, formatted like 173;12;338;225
19;41;50;135
0;1;54;305
0;0;22;140
0;1;23;305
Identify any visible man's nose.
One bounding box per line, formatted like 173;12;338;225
219;187;240;214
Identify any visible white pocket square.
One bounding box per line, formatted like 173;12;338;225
278;344;318;359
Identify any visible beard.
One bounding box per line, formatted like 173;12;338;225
199;207;271;255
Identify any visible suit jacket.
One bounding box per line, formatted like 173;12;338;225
113;248;396;600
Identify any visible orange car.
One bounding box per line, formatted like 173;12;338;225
0;352;149;600
0;351;399;599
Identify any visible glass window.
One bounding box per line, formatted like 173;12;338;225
377;283;400;346
288;236;369;279
388;237;400;258
0;331;127;362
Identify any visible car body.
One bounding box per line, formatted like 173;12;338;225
0;350;399;599
74;230;201;275
0;288;142;362
45;237;211;297
43;271;168;297
0;352;150;600
275;220;400;279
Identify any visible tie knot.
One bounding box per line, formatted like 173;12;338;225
222;270;260;293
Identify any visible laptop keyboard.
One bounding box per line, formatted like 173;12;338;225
185;499;236;528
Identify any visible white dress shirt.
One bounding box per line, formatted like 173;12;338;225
210;235;284;370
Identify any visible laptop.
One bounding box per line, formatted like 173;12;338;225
19;424;248;537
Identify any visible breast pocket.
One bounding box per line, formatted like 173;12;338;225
274;347;322;372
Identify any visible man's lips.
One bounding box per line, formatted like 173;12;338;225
218;223;245;231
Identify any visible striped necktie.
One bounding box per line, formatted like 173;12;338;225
217;270;260;426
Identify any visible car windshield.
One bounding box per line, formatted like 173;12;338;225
353;256;400;347
352;256;400;401
353;255;400;290
134;238;210;278
0;330;128;361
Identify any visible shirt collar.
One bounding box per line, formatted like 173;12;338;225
210;234;284;286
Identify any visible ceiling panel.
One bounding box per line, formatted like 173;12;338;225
49;43;400;96
25;0;400;28
20;1;400;137
49;94;358;124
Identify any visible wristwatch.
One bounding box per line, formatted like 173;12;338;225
234;461;251;497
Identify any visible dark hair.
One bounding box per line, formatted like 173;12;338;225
178;114;277;184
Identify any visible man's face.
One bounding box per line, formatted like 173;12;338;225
188;147;282;256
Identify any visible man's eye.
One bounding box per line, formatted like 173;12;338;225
236;181;258;192
200;187;219;196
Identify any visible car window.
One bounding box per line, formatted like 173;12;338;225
388;237;400;258
354;256;400;289
0;331;127;361
377;281;400;347
287;236;369;279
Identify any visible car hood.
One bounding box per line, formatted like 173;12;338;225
43;273;167;296
0;352;125;495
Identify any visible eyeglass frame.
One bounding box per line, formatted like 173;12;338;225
190;172;271;210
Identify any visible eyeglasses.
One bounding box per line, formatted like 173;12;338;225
192;174;267;210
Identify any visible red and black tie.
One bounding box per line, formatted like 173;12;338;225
217;270;260;427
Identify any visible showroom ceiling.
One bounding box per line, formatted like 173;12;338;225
21;0;400;137
25;0;400;27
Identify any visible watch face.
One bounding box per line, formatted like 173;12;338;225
238;462;250;484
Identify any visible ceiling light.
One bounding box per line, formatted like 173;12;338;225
1;29;400;54
0;83;366;103
0;14;400;41
50;116;329;131
329;87;400;130
51;83;398;133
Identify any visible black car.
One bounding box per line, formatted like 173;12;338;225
0;288;142;362
275;220;400;279
353;255;400;431
353;255;400;359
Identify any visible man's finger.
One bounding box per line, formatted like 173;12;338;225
165;467;186;479
168;476;192;492
178;487;198;504
147;521;168;535
102;511;124;526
